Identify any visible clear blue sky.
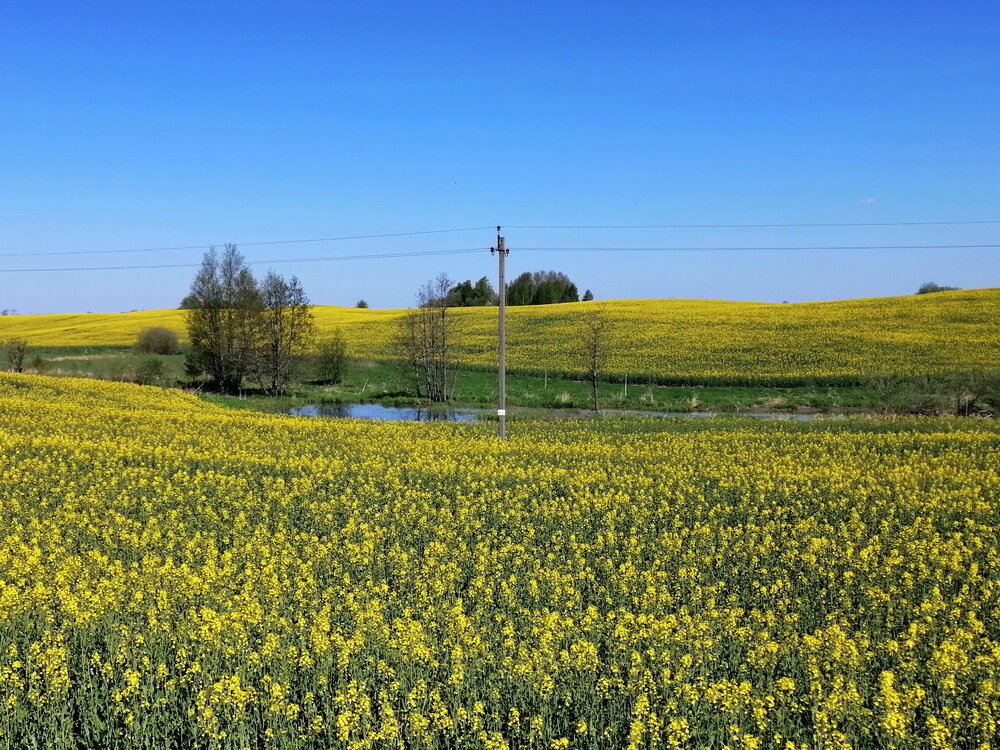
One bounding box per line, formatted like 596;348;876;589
1;1;998;313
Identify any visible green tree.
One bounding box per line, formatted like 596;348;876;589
917;282;960;294
445;276;497;306
507;271;580;305
315;330;349;384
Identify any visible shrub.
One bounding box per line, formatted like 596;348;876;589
916;282;960;295
315;331;349;384
28;353;50;374
5;339;27;373
867;372;999;416
134;357;166;386
92;357;130;382
134;327;180;355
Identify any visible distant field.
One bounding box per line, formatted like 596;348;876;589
2;288;998;382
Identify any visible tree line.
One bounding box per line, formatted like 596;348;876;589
442;272;593;307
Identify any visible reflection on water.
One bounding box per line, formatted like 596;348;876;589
287;403;481;422
286;403;826;423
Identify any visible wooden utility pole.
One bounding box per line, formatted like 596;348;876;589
491;227;509;439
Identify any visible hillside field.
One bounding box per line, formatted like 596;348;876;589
1;373;999;747
1;288;998;382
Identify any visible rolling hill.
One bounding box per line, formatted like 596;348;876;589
2;288;997;383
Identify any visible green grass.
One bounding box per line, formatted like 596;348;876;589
196;359;874;415
0;345;896;415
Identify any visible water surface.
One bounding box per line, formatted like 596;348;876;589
287;403;481;422
286;403;826;423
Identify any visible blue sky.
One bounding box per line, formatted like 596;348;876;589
1;1;998;312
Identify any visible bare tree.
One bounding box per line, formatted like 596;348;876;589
254;271;315;396
184;245;261;393
395;274;455;402
579;306;613;412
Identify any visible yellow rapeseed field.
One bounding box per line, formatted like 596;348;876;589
1;372;999;748
2;287;998;380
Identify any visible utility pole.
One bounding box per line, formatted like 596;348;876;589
491;227;509;439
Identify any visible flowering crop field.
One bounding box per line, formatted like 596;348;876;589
3;287;998;381
2;374;999;748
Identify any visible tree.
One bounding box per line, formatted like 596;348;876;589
579;306;613;412
445;276;497;306
5;339;27;373
315;330;349;384
183;245;261;393
917;282;960;294
507;270;580;305
253;271;315;396
582;289;594;301
395;274;455;402
355;299;369;308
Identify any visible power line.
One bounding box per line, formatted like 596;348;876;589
507;220;1000;229
4;219;999;259
0;226;495;259
0;247;489;274
4;242;992;274
517;243;1000;252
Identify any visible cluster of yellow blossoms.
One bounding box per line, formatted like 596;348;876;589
2;288;997;380
1;373;999;748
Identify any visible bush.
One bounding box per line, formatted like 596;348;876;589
134;327;180;355
553;392;573;407
28;353;50;374
916;282;960;295
5;339;27;373
135;357;166;386
867;372;1000;416
355;299;369;308
315;331;349;384
92;357;129;382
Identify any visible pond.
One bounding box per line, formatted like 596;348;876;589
287;403;482;422
285;403;828;423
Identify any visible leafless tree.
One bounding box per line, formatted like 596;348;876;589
395;274;455;402
253;271;315;396
579;305;613;412
184;245;261;393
